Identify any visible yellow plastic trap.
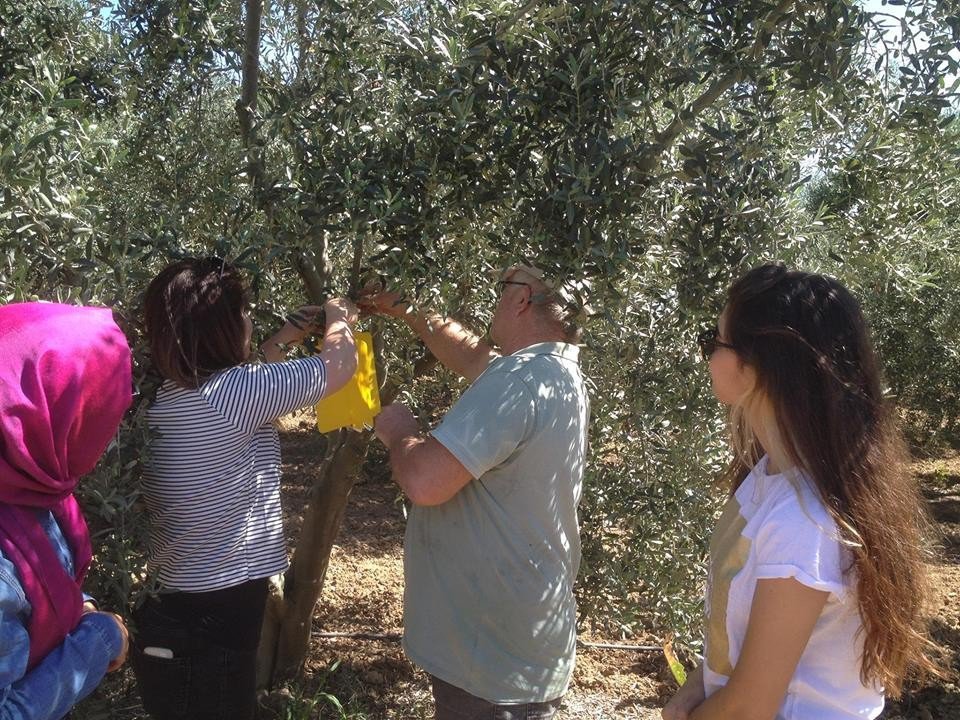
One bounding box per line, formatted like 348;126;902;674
315;331;381;432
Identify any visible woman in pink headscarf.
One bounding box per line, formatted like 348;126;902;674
0;302;132;719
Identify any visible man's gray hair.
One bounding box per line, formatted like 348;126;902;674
504;263;588;343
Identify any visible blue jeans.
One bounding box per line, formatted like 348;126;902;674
431;675;564;720
130;579;267;720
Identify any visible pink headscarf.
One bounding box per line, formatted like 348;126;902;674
0;302;132;670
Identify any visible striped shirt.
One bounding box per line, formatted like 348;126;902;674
143;356;327;592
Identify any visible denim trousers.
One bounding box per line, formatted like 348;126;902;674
431;675;564;720
130;579;268;720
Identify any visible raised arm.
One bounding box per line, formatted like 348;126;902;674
259;298;358;393
360;290;497;382
316;298;359;394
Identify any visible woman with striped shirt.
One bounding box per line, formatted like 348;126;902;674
132;257;357;720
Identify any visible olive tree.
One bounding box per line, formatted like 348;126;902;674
3;0;958;697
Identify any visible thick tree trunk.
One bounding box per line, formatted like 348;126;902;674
257;430;371;687
256;335;436;689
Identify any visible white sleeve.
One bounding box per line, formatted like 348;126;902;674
753;496;849;599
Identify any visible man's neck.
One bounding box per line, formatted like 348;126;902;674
498;332;567;356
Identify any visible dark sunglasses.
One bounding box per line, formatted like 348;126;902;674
697;326;736;360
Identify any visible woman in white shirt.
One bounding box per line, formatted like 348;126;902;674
132;256;357;720
663;263;935;720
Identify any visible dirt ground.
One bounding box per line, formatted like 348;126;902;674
77;431;960;719
271;430;960;720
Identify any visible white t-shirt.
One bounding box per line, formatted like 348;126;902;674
702;455;883;720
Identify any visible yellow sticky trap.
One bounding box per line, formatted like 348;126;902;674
315;331;381;432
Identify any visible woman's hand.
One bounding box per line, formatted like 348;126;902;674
284;305;326;336
662;663;705;720
324;297;359;326
102;611;129;672
261;304;325;362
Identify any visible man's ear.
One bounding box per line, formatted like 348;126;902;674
514;286;535;315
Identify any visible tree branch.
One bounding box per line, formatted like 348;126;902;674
496;0;541;37
640;0;798;171
349;233;364;296
294;248;330;303
295;0;312;85
237;0;263;149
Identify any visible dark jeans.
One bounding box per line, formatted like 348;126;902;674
130;579;268;720
431;675;563;720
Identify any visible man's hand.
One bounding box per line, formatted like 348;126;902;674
374;403;419;447
359;281;496;382
374;405;474;505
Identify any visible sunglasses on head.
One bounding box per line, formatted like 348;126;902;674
495;279;531;295
697;325;737;360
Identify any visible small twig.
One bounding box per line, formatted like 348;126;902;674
313;630;402;642
578;640;661;652
312;630;660;652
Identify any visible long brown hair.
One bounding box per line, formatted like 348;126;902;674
721;262;935;695
144;257;251;388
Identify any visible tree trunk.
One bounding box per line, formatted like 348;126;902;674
256;430;371;687
233;0;376;691
237;0;262;149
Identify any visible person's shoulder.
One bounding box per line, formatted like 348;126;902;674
470;358;535;397
748;468;850;595
753;470;841;543
494;343;580;375
147;378;205;418
196;362;264;395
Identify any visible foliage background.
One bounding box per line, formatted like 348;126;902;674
1;0;958;673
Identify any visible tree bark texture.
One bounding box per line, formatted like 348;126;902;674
257;430;371;687
237;0;263;149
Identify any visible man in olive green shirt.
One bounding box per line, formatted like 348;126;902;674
367;265;589;719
